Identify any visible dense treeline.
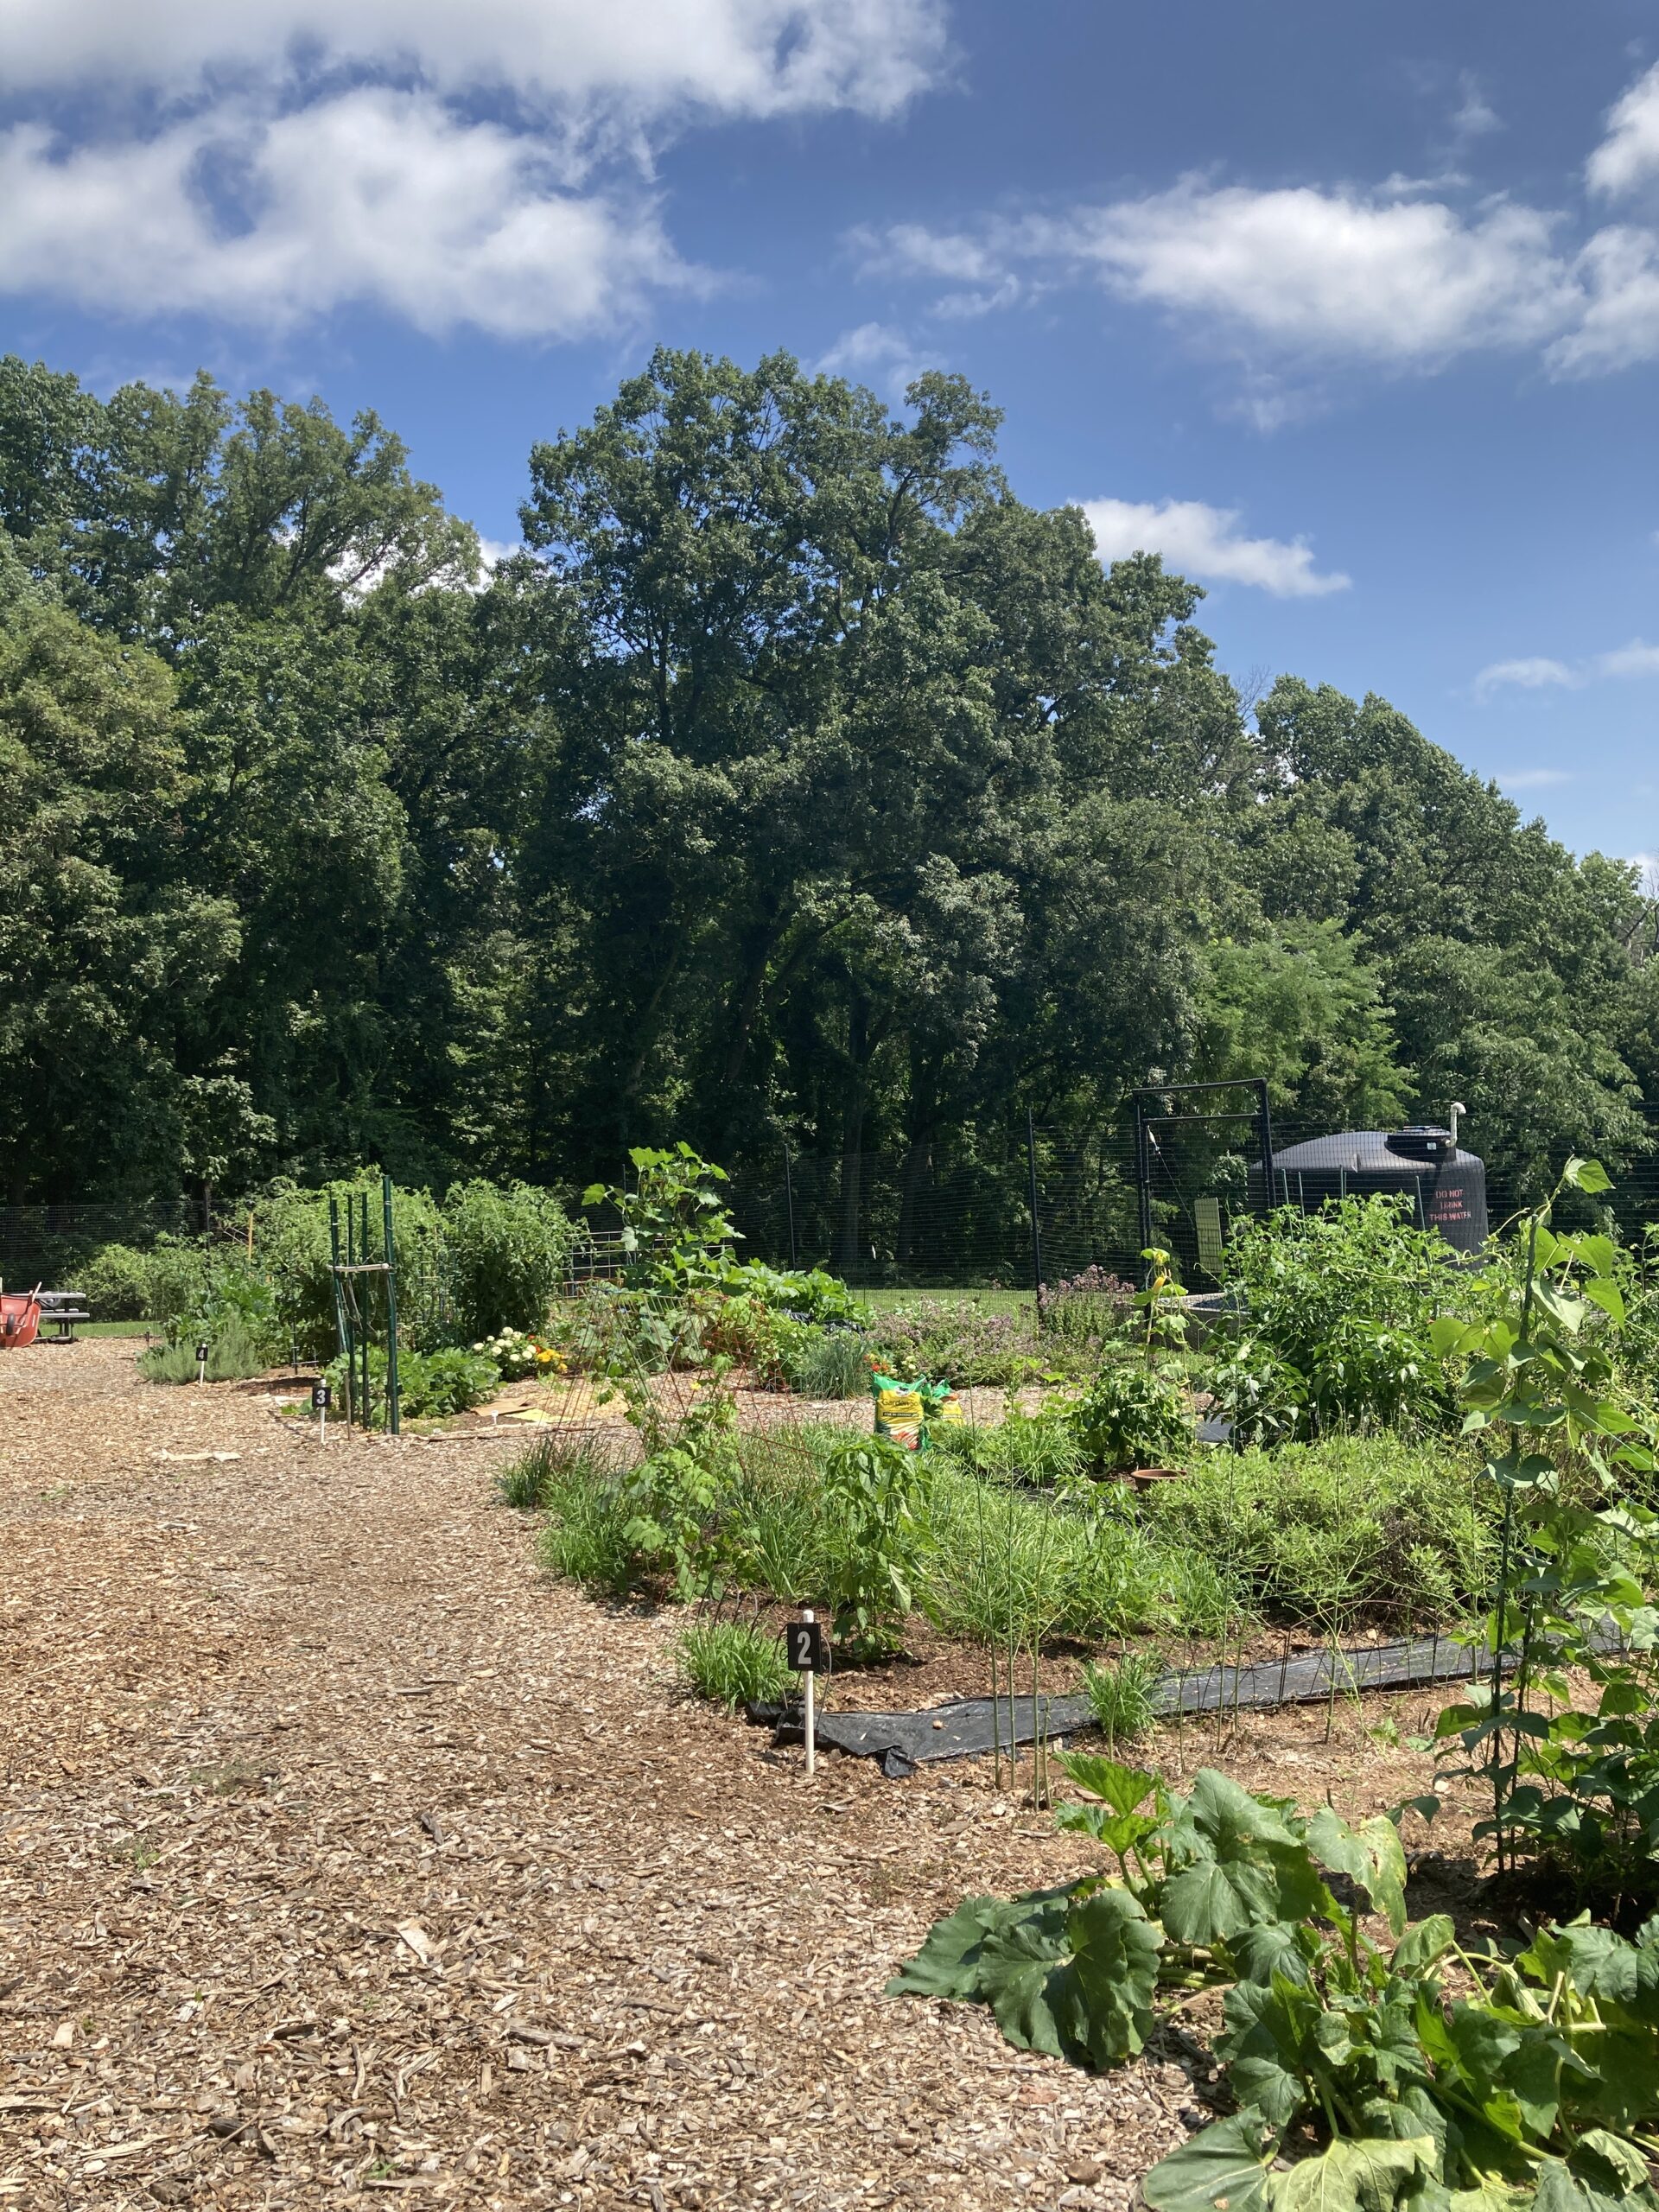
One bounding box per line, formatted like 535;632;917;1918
2;346;1655;1219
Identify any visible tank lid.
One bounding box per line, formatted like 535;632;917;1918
1386;1126;1457;1161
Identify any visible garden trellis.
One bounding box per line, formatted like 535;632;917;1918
1131;1077;1275;1288
328;1173;403;1435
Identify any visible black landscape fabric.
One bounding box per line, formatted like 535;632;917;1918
747;1629;1491;1778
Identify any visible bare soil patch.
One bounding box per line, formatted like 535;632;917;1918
2;1341;1464;2209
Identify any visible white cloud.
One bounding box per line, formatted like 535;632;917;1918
1474;639;1659;696
1495;767;1572;790
816;321;938;398
1587;60;1659;198
0;92;696;335
857;59;1659;388
1079;497;1350;598
1547;223;1659;374
475;536;524;570
0;1;944;336
1598;638;1659;678
1452;75;1502;143
0;0;946;123
1473;657;1581;698
911;184;1584;367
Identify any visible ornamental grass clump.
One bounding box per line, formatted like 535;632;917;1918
674;1619;791;1709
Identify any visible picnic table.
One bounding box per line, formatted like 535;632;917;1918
36;1290;90;1344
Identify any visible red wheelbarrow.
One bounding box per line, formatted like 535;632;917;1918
0;1287;41;1348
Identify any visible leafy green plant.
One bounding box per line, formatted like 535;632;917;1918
137;1318;264;1383
1213;1198;1463;1440
1206;1335;1307;1448
1419;1158;1659;1903
322;1344;497;1426
583;1143;741;1292
674;1619;791;1709
610;1363;744;1599
821;1433;932;1654
893;1755;1659;2212
1074;1363;1192;1472
442;1179;575;1340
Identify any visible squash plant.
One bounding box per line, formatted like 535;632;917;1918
890;1752;1659;2212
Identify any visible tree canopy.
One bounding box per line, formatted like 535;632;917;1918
1;346;1651;1217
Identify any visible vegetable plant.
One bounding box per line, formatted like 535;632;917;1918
892;1753;1659;2212
1419;1157;1659;1904
821;1433;933;1654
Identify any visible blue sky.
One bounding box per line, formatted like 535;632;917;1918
4;2;1659;861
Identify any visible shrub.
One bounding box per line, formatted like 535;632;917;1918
79;1242;153;1320
675;1620;791;1709
251;1179;447;1357
1073;1363;1192;1472
1213;1197;1464;1438
141;1236;217;1331
442;1179;575;1340
1043;1267;1135;1351
137;1319;264;1384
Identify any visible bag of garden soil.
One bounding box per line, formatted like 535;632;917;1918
871;1372;926;1451
872;1372;962;1448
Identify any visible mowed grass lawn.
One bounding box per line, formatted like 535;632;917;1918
856;1286;1035;1316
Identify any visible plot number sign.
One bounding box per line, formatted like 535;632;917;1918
787;1611;823;1778
195;1339;209;1383
312;1378;332;1445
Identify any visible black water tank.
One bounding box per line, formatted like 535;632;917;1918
1249;1127;1488;1254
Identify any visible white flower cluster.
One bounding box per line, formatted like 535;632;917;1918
472;1325;561;1381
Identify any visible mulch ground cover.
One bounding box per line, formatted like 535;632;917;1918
2;1341;1486;2210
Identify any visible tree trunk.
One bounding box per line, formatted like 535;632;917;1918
836;996;870;1273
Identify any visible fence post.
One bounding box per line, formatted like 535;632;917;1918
382;1173;401;1439
783;1143;798;1269
1026;1108;1045;1327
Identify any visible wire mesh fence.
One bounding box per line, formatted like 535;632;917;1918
721;1116;1659;1292
10;1109;1659;1299
0;1198;210;1292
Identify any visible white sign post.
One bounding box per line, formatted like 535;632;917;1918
195;1339;209;1386
312;1378;332;1446
785;1611;825;1777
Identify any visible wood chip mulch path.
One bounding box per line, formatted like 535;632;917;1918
1;1342;1442;2210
